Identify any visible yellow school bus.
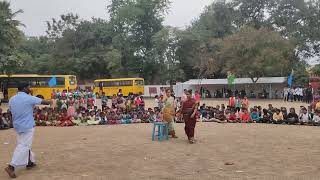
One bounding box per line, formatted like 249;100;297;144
93;78;144;97
0;74;77;100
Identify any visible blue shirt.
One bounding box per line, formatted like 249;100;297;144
9;92;42;133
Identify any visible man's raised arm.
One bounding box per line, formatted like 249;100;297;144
41;100;52;106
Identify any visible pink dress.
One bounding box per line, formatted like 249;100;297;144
67;106;75;117
194;94;201;103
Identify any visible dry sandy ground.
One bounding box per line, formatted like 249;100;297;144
1;123;320;180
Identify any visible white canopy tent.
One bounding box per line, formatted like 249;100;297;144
173;77;287;99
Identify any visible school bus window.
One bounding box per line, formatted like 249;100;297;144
56;77;65;86
94;82;101;87
103;81;112;87
135;80;144;86
69;76;76;85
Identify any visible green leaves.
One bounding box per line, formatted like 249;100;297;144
0;1;23;74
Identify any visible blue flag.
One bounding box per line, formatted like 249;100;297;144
48;76;57;87
287;70;293;88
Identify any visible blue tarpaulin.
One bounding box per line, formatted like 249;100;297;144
48;76;57;87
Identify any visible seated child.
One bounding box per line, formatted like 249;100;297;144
40;109;49;126
228;109;238;123
0;113;9;129
72;109;83;126
299;107;310;125
34;109;42;126
212;108;227;123
107;111;117;125
46;110;57;126
250;108;260;123
281;107;288;122
272;109;284;124
58;109;74;127
240;108;251;123
87;111;100;125
260;109;271;123
99;111;108;125
312;109;320;126
286;108;299;125
308;106;314;122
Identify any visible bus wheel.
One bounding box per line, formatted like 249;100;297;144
36;95;44;99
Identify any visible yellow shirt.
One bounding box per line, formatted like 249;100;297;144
316;102;320;110
273;112;283;121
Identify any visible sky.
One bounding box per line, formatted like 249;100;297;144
8;0;213;37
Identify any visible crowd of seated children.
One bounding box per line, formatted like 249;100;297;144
33;92;155;127
196;103;320;126
5;89;320;128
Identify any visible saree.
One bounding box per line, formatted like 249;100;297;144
162;97;175;132
182;98;197;139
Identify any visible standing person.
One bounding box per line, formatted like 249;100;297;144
101;92;108;110
181;89;188;103
181;90;198;144
162;89;178;138
154;95;160;109
5;83;52;178
194;91;201;104
228;95;236;108
235;95;241;112
117;89;123;97
283;87;289;102
306;86;313;104
241;96;249;109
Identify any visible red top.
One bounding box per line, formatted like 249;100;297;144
229;114;237;121
229;97;235;107
240;113;250;121
60;115;72;122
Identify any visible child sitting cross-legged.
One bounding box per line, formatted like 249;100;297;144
58;108;74;127
87;110;100;125
260;109;271;123
240;108;252;123
212;107;227;123
299;107;310;125
272;109;284;124
250;108;260;123
286;108;299;125
99;111;108;125
228;109;238;123
312;109;320;126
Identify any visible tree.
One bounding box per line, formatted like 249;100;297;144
220;27;295;83
311;64;320;76
0;1;24;74
152;26;185;83
108;0;171;84
46;13;80;40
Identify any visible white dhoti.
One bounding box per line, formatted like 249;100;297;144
10;128;35;167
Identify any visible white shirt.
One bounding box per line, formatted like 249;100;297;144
154;98;159;108
299;113;309;123
313;115;320;122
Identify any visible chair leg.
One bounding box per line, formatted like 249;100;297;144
165;125;169;140
152;124;156;141
158;124;161;141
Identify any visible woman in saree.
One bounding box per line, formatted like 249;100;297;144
181;89;198;144
162;89;178;138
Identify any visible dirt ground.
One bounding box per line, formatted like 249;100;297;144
1;99;318;180
1;123;320;180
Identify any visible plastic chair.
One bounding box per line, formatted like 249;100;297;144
152;122;169;141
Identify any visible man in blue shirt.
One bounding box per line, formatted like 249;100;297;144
5;82;51;178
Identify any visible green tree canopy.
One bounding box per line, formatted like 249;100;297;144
0;1;24;75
